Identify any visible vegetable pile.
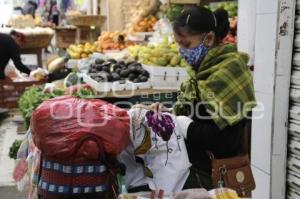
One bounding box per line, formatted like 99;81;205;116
18;85;94;129
88;58;150;83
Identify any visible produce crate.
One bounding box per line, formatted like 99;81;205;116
0;80;46;109
55;27;77;49
83;74;151;93
169;0;201;5
143;65;188;90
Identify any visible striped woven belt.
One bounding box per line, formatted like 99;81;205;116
41;159;107;175
38;178;107;194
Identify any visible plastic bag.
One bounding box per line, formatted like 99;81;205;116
31;96;130;160
119;108;191;195
209;188;241;199
173;188;211;199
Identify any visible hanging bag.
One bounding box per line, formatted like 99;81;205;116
210;121;256;198
37;134;122;199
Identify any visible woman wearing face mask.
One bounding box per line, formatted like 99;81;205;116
150;7;256;190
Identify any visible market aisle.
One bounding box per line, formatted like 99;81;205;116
0;111;26;199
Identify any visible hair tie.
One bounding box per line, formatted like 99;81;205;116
212;13;217;28
185;14;191;25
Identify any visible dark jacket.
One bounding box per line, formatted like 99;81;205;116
0;33;31;79
185;103;246;173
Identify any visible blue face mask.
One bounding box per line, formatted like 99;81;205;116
179;42;209;68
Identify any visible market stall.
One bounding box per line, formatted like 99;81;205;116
0;0;249;199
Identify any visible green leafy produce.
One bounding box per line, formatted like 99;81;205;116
205;2;238;17
72;88;95;99
19;85;95;129
165;5;184;21
9;139;22;159
18;86;64;129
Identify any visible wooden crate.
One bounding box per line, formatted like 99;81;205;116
0;80;46;109
55;27;77;49
76;26;93;44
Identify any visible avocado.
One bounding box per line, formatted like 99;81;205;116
96;64;103;71
95;58;105;64
112;64;121;71
107;59;117;64
102;66;110;73
133;78;140;83
115;68;122;74
101;61;112;67
128;65;137;73
111;72;121;81
140;76;148;82
117;61;126;66
107;74;113;82
120;69;129;77
141;70;150;77
128;73;136;81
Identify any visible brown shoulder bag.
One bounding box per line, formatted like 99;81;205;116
210;121;256;198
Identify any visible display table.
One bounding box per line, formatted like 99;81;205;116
94;88;177;98
20;48;43;67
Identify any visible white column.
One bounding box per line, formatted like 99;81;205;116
237;0;256;65
250;0;296;199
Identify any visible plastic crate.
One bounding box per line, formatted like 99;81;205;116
0;80;46;109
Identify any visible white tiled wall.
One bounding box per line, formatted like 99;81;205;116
251;166;271;199
253;14;277;94
250;0;282;198
272;75;290;155
251;91;273;174
256;0;279;14
271;154;287;199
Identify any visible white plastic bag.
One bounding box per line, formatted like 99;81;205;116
119;108;191;195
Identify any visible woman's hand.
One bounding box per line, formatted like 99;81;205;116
149;102;171;112
132;103;171;112
173;189;211;199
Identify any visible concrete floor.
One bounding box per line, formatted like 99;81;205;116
0;111;26;199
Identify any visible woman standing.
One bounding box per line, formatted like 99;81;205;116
152;7;256;190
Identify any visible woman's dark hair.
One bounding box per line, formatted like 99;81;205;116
28;1;38;10
10;30;26;43
173;6;230;40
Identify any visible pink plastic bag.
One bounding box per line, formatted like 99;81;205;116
31;96;130;160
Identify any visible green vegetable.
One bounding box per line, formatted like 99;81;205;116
18;86;64;129
72;88;94;99
64;72;79;87
9;139;22;159
19;85;94;129
165;5;184;21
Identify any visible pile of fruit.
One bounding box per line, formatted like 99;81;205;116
123;0;160;32
67;43;96;59
88;58;150;83
95;31;134;52
128;39;188;67
223;17;238;44
206;2;238;17
131;15;158;33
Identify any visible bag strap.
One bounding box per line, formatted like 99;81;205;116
242;120;250;155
